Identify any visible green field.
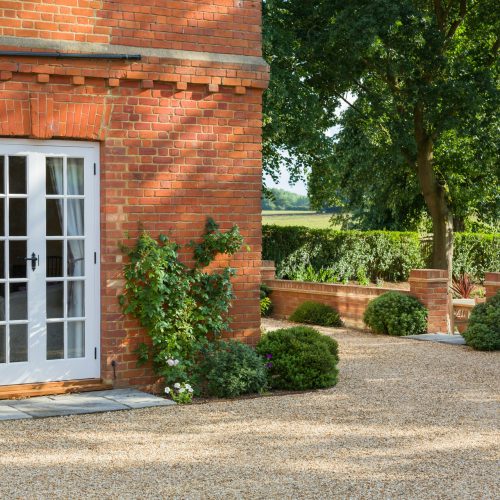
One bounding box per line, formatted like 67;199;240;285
262;210;338;229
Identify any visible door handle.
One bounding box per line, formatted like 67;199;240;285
24;252;39;272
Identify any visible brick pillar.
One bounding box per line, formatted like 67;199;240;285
409;269;452;334
484;272;500;299
262;260;276;282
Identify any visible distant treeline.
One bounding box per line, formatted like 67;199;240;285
262;188;310;211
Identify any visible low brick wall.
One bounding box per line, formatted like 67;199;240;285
263;262;454;333
264;278;407;329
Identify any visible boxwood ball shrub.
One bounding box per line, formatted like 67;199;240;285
289;301;342;327
363;292;427;336
196;340;268;398
463;292;500;351
256;327;339;390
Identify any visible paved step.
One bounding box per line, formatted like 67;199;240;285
0;389;174;421
404;333;466;345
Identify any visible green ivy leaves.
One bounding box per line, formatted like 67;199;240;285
119;219;243;385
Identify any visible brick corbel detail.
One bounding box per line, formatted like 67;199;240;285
409;269;452;334
29;93;110;140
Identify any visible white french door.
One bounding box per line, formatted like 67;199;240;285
0;140;100;385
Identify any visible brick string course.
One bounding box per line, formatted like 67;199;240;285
0;0;268;390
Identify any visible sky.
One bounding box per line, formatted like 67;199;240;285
264;168;308;196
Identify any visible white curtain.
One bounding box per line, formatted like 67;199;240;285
47;157;85;358
66;159;85;357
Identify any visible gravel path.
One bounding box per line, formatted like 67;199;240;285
0;319;498;499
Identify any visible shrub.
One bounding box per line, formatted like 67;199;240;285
120;218;243;390
453;233;500;283
363;292;427;336
262;225;499;282
451;273;476;299
289;301;342;327
260;284;273;317
463;292;500;351
256;326;339;390
262;225;424;282
195;340;268;398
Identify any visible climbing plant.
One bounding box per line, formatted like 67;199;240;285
119;218;243;387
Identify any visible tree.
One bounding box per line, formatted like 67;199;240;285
261;188;310;211
263;0;499;271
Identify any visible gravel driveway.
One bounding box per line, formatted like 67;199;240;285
0;319;498;499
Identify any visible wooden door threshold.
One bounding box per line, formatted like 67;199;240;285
0;379;113;400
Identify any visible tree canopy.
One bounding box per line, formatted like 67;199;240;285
262;188;310;211
263;0;500;269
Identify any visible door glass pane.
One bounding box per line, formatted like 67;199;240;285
68;281;84;317
9;198;26;236
68;240;84;276
8;156;26;194
9;241;27;278
46;199;63;236
47;240;63;277
10;324;28;362
0;156;4;194
47;282;64;319
10;283;27;320
47;323;64;360
67;158;84;195
0;325;5;363
0;198;4;236
67;199;84;236
0;241;4;279
68;321;84;358
0;283;4;321
46;157;63;195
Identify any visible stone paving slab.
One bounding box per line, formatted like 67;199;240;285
0;389;174;421
0;404;33;421
404;333;466;345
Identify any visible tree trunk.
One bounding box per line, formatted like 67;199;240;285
414;104;453;274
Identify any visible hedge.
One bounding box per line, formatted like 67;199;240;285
262;225;499;283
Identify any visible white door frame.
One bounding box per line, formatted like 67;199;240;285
0;139;100;385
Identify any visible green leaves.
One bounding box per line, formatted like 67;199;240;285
190;218;243;267
363;292;428;336
264;0;499;235
463;292;500;351
119;220;243;383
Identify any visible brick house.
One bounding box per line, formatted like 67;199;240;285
0;1;268;396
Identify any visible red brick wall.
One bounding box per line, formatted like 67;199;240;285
0;0;262;56
264;264;453;334
263;270;411;330
484;272;500;299
408;269;451;334
0;1;267;389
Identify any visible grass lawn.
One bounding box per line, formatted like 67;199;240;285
262;210;339;229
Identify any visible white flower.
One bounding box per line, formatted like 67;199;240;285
187;387;193;393
173;359;180;366
174;383;181;389
167;359;175;367
185;383;192;389
164;387;171;394
178;387;185;393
